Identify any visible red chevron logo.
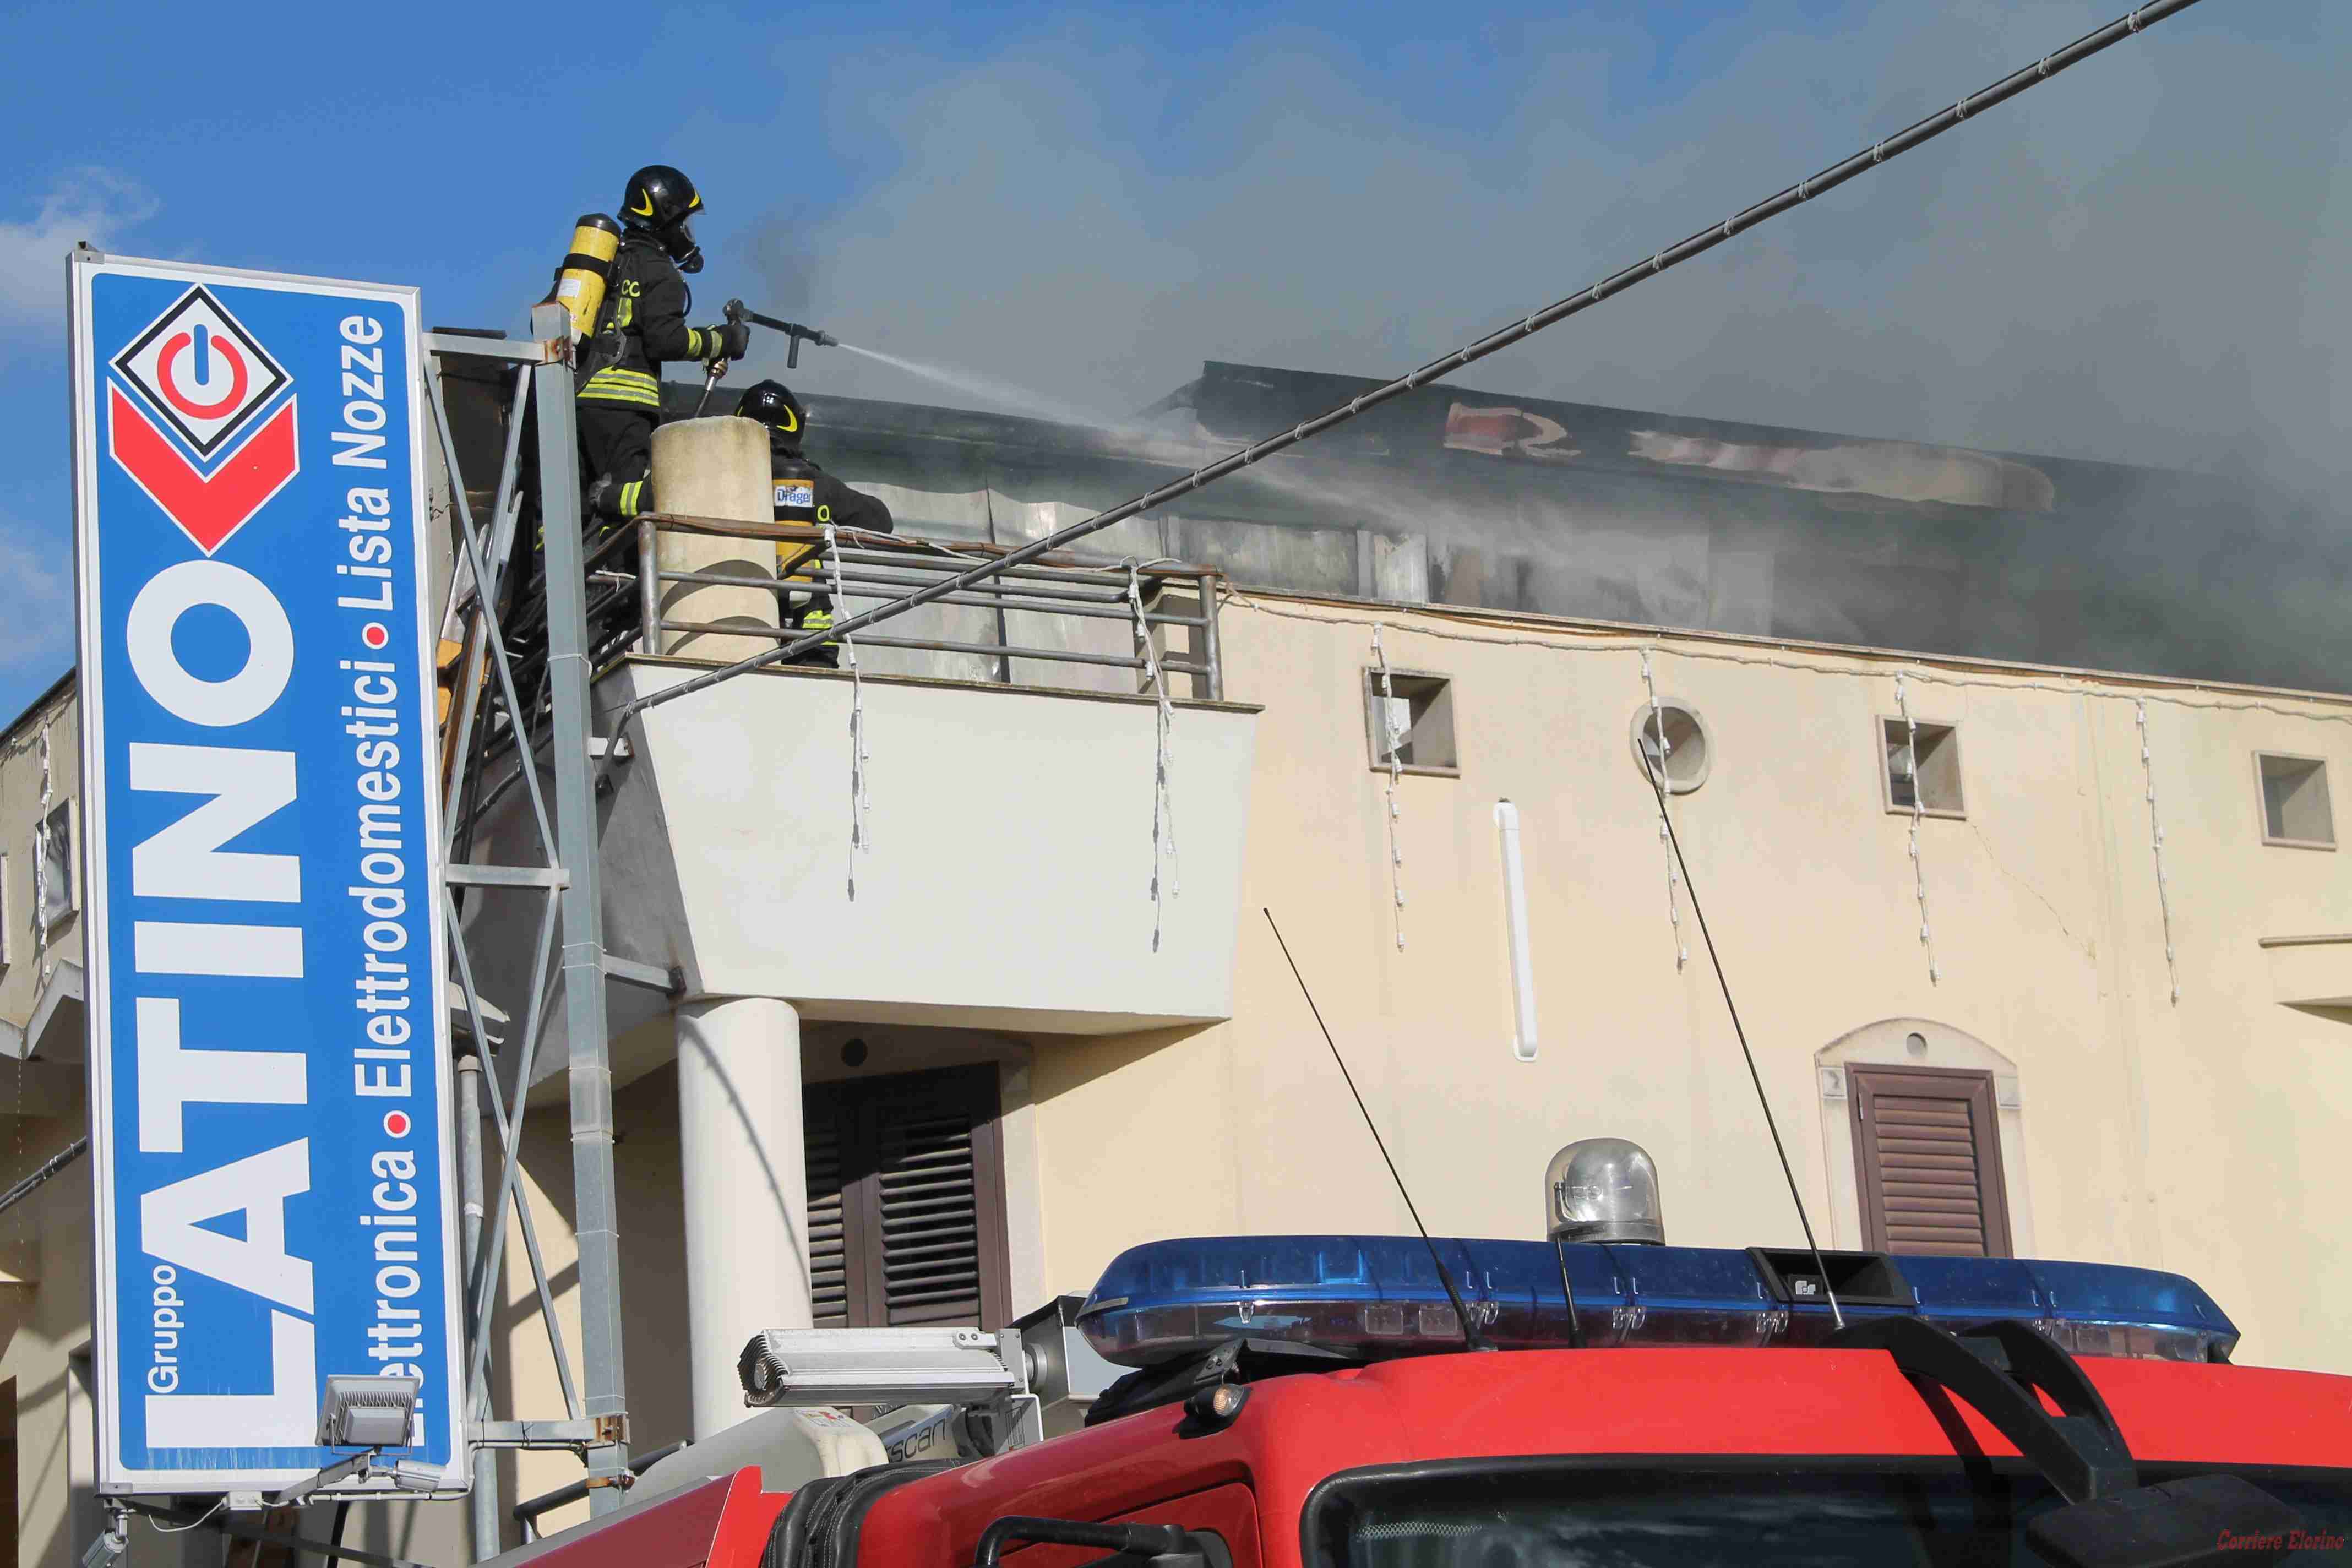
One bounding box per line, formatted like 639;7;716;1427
107;385;300;556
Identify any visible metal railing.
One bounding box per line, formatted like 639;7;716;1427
617;515;1225;700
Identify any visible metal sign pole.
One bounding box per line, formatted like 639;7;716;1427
456;1055;499;1558
527;303;633;1509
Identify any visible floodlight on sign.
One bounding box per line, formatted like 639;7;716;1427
317;1375;420;1450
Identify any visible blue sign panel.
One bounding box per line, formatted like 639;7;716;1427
68;255;464;1495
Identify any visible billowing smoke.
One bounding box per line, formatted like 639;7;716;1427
728;3;2346;505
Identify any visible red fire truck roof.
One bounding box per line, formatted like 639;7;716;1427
503;1341;2352;1568
850;1348;2352;1568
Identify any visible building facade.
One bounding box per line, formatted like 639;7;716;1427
4;364;2350;1562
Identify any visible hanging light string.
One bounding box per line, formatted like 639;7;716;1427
1894;673;1940;984
1226;591;2314;994
1128;563;1182;952
2136;701;2181;1004
823;522;872;899
33;721;51;973
1373;624;1407;951
1641;649;1689;970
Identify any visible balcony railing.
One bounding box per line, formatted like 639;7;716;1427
579;514;1224;701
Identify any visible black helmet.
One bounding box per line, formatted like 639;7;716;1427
737;380;807;449
622;165;705;274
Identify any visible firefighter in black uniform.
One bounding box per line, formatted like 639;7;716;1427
577;165;749;523
735;379;893;667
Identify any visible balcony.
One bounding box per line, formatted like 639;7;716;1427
456;521;1260;1089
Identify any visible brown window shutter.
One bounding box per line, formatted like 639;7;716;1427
1848;1064;2012;1257
801;1065;1012;1330
803;1084;854;1327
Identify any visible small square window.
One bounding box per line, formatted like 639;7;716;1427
2256;753;2334;849
37;801;75;930
1364;670;1457;775
1880;718;1964;818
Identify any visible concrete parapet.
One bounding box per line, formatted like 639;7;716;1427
650;416;777;661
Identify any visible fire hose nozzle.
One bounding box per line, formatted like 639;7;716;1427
726;301;838;369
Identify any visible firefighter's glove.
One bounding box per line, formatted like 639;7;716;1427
701;320;753;366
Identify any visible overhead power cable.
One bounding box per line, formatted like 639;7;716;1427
610;0;2206;734
0;1136;89;1218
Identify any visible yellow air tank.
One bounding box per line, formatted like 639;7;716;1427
543;213;623;342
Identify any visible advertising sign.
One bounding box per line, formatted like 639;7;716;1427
67;253;464;1494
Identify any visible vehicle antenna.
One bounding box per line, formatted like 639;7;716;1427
1264;908;1491;1353
1640;752;1845;1329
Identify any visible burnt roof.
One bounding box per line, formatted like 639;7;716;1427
590;361;2352;695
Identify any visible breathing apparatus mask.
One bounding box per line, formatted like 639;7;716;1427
660;216;703;275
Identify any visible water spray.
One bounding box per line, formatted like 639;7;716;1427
832;342;1113;429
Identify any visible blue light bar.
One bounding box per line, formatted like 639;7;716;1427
1075;1236;2237;1368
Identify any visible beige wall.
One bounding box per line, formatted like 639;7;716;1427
0;678;100;1568
10;573;2352;1558
0;679;80;1039
1027;595;2352;1376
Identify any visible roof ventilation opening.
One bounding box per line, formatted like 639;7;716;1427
1363;670;1457;775
2257;753;2334;848
1882;719;1964;817
1630;703;1709;794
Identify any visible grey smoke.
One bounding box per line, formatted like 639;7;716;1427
737;202;820;323
733;3;2348;510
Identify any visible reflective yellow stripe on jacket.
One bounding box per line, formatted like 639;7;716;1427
580;367;662;407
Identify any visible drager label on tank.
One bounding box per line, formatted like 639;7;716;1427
776;480;816;509
69;255;464;1495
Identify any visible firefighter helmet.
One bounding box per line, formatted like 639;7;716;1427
622;165;705;273
737;379;806;449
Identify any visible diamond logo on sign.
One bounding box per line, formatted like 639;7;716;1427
106;285;300;556
111;286;290;458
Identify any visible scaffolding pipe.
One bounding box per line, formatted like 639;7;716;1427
650;568;1201;625
648;617;1211;679
817;564;1142;605
824;587;1203;625
829;553;1192;591
653;516;1185;589
456;1057;500;1561
529;302;632;1508
828;584;1202;624
637;518;661;652
824;563;1192;602
439;363;532;864
608;0;2203;732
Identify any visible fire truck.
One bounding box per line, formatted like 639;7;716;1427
489;1145;2352;1568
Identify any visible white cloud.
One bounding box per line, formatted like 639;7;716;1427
0;169;159;321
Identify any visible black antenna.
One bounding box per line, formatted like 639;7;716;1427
1642;733;1845;1329
1551;1235;1587;1350
1264;908;1491;1353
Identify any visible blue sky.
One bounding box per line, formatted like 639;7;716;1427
3;0;2342;721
